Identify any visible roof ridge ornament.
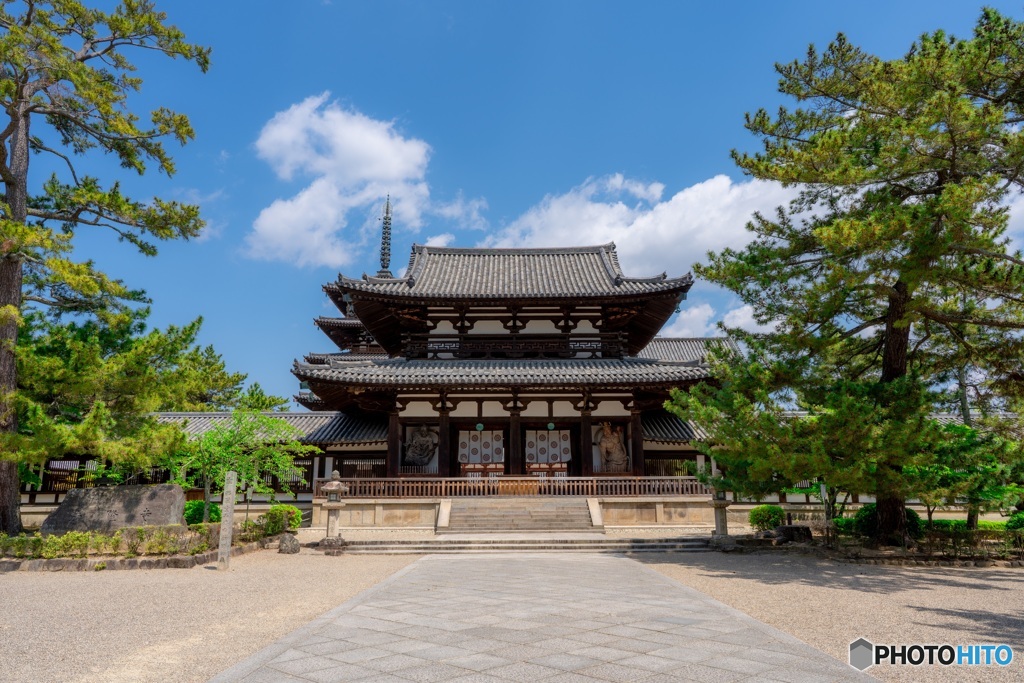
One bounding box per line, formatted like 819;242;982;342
376;195;393;278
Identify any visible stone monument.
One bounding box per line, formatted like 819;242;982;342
41;484;186;536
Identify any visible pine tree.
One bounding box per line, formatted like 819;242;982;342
692;9;1024;541
0;1;209;532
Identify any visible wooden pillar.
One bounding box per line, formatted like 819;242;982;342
437;409;451;477
509;410;523;475
630;409;645;476
580;410;594;476
387;410;401;478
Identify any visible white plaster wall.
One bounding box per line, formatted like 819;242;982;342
401;401;437;418
450;401;479;418
480;401;507;418
592;401;630;418
551;401;577;417
521;401;551;418
523;319;559;333
465;320;507;335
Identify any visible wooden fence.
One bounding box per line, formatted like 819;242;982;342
313;476;710;498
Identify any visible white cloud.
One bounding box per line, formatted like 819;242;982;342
722;304;777;333
247;93;484;268
485;173;796;278
424;232;455;247
659;301;779;338
660;303;716;337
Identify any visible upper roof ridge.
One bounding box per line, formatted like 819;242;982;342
407;242;618;256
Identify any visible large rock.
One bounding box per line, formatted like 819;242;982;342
278;533;301;554
41;484;186;536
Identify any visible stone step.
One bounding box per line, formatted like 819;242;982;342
445;497;596;533
338;540;710;555
346;538;709;547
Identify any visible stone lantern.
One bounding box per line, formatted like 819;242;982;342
319;470;349;554
709;467;732;538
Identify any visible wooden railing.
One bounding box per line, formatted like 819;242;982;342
401;333;626;359
313;476;710;498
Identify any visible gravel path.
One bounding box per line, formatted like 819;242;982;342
0;550;416;683
643;553;1024;682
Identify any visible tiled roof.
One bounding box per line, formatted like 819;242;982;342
155;412;387;446
337;243;693;299
641;410;708;443
314;316;365;329
294;357;711;389
638;337;737;362
304;352;386;364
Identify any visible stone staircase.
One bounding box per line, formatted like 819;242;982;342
338;536;711;555
444;498;597;533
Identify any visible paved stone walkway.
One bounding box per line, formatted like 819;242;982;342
210;554;874;683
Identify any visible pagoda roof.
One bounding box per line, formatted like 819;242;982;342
304;352;387;364
293;356;711;391
638;337;738;362
337;243;693;300
155;412;387;446
314;316;366;329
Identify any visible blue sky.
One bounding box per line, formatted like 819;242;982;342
56;1;1024;406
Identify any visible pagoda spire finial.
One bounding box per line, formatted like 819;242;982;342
377;194;393;278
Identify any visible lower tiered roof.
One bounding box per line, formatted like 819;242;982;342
294;356;711;391
156;410;704;448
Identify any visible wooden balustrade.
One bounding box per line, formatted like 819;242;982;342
313;476;710;498
401;332;626;359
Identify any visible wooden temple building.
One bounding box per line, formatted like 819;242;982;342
292;231;727;491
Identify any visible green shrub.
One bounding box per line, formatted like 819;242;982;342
184;500;221;525
748;504;785;532
7;533;43;558
266;504;302;533
1006;511;1024;531
853;503;924;540
833;517;856;535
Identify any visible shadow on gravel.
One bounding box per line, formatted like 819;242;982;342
904;605;1024;647
631;552;1024;596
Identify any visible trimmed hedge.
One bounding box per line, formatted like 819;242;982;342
925;519;1007;532
1007;511;1024;531
749;504;785;531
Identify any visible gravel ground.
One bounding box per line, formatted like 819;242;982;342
643;552;1024;682
4;548;1021;683
0;550;416;683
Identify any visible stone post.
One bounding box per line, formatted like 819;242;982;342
217;470;237;570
